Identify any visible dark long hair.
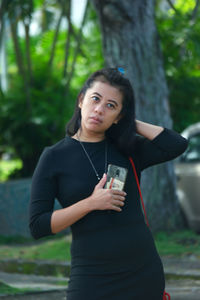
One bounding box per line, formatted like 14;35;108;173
66;67;137;155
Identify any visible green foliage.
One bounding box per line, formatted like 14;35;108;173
0;67;73;177
168;76;200;130
174;0;196;14
0;1;103;179
0;159;22;182
156;0;200;132
6;0;33;20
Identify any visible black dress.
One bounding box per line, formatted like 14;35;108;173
29;128;188;300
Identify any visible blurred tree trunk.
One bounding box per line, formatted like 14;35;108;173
0;1;8;93
0;0;7;46
48;3;64;69
24;23;32;82
65;0;89;96
8;1;33;112
63;0;73;78
10;21;25;78
91;0;184;232
23;22;32;111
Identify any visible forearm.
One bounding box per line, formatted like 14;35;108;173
135;120;164;140
51;197;92;234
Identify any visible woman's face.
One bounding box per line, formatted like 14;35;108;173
79;81;123;136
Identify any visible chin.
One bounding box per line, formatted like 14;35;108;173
85;126;104;134
86;123;102;130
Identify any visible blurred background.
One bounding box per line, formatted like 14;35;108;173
0;0;200;298
0;0;199;181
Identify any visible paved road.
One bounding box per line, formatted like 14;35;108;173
0;290;66;299
166;278;200;299
0;272;67;299
1;255;200;299
1;276;200;299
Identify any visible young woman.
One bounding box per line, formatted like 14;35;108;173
29;67;188;300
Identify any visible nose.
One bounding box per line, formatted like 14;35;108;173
94;103;104;114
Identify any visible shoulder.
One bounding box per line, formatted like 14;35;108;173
44;136;77;156
35;136;77;170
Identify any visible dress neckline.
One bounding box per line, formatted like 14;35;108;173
66;135;106;145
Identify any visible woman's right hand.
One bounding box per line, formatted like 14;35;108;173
87;174;127;212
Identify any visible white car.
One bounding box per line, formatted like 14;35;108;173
175;122;200;232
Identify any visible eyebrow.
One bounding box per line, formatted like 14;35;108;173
92;92;119;106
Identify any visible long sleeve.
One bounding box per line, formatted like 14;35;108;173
29;147;57;239
134;128;188;171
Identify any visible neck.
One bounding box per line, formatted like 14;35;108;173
76;129;105;142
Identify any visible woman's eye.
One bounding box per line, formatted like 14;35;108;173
107;103;115;109
92;96;99;101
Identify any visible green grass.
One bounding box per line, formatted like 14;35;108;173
0;233;65;245
0;235;72;261
0;235;33;245
0;230;200;262
154;230;200;257
0;281;36;295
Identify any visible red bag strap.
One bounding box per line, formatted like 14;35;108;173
129;157;171;300
129;156;149;227
163;292;171;299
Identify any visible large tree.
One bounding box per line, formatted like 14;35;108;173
91;0;184;231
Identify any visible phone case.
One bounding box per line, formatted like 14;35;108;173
104;164;128;191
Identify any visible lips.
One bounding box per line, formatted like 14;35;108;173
90;116;103;124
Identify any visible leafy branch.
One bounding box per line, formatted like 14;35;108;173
165;0;179;14
191;0;200;23
166;0;200;23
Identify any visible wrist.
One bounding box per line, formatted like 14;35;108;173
83;196;94;213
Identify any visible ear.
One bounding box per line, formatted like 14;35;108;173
78;94;84;109
113;113;123;124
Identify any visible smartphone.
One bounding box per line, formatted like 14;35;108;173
104;164;128;191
